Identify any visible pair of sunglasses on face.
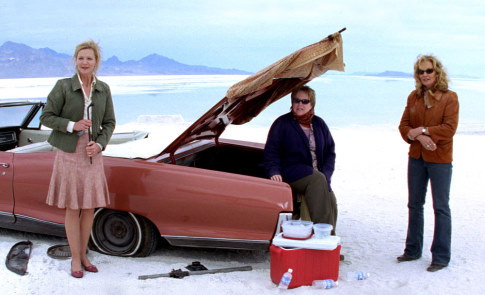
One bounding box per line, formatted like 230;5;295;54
418;68;434;75
292;98;311;105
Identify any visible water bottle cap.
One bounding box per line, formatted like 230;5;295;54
288;268;293;273
334;281;339;287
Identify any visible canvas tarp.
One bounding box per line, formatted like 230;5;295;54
226;30;345;102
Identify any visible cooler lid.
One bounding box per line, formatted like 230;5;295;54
272;233;340;250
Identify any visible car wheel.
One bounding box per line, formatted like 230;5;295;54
90;209;159;257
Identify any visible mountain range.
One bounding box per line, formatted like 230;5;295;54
0;41;251;78
364;70;413;78
1;41;430;79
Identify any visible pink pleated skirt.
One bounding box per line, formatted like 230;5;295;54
46;133;110;209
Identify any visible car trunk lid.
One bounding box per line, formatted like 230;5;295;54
158;29;346;162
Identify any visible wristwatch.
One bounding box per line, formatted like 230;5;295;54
422;127;427;134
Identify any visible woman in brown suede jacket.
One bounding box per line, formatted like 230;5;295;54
397;55;459;272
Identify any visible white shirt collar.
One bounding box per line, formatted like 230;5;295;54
77;73;97;88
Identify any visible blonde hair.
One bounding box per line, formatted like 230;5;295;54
414;54;449;95
73;40;101;74
291;85;316;108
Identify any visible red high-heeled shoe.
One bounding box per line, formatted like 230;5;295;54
71;262;84;278
82;263;98;273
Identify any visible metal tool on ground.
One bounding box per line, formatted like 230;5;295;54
185;261;208;271
138;264;252;280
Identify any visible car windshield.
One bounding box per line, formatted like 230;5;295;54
0;105;33;128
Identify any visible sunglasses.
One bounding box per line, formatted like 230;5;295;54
292;98;311;105
418;68;434;75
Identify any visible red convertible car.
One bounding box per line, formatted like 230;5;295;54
0;31;345;257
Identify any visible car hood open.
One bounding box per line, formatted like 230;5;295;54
158;29;346;161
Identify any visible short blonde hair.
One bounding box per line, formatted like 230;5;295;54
414;54;449;95
73;40;101;74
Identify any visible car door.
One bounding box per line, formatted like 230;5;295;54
12;152;65;224
0;152;14;222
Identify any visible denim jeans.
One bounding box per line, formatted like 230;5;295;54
404;157;452;265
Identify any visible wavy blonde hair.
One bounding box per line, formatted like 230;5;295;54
414;54;449;95
73;40;101;74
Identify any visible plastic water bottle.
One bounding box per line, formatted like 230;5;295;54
277;268;293;289
312;279;338;289
345;271;370;281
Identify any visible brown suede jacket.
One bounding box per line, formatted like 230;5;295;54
399;89;459;163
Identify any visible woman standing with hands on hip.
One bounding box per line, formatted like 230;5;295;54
40;40;116;278
397;55;459;272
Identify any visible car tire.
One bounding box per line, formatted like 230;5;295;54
89;209;159;257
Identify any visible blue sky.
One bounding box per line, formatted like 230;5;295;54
1;0;484;77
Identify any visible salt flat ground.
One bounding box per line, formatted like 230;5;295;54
2;125;484;295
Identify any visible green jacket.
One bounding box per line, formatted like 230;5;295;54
40;75;116;153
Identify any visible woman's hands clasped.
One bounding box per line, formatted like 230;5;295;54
417;135;437;151
407;127;436;151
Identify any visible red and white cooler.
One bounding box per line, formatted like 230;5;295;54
270;234;341;289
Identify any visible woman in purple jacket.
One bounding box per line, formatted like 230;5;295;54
263;85;337;233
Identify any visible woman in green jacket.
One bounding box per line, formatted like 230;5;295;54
40;40;115;278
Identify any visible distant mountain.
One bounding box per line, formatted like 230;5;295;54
353;70;476;79
364;71;413;78
0;41;251;78
0;42;72;78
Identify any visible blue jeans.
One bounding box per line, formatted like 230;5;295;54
404;157;452;265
